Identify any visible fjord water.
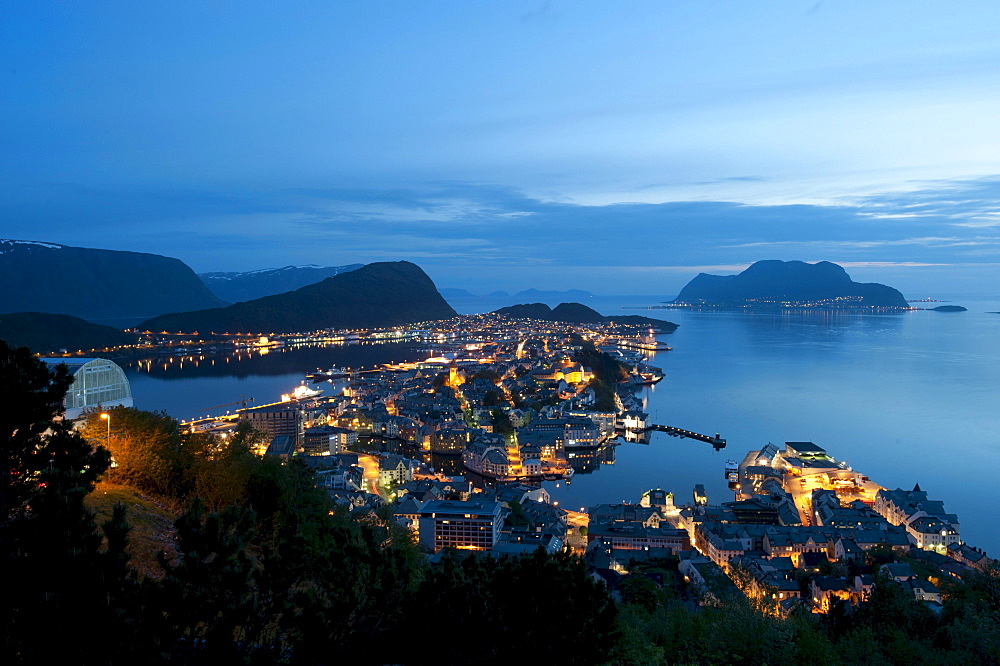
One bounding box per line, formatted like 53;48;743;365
122;343;427;421
548;295;1000;554
123;295;1000;553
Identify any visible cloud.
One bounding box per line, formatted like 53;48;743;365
837;261;950;268
9;174;1000;293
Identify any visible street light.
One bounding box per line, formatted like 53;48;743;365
100;412;110;439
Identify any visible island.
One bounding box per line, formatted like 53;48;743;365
671;260;909;309
930;305;967;312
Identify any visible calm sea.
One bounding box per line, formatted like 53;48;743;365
123;294;1000;554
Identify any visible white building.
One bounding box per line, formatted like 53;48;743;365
42;357;133;420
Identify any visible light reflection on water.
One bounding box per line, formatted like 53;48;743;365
124;296;1000;553
547;295;1000;554
122;342;427;422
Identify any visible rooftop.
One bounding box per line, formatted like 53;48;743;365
421;500;502;516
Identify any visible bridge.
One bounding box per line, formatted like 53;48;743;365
633;424;726;451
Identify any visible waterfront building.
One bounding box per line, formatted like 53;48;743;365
522;416;600;449
417;500;503;552
947;542;993;571
693;484;708;506
462;436;511;478
42;357;133;420
431;426;471;454
378;454;419;487
564;409;616;438
874;484;960;553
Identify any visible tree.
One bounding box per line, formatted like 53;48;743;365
81;406;187;497
0;341;127;663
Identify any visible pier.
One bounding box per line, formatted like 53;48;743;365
633;424;726;451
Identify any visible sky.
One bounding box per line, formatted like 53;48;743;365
3;1;1000;296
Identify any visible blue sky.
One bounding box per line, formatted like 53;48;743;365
3;1;1000;296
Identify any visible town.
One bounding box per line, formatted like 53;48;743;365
58;312;991;616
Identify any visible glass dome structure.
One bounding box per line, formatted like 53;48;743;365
41;357;134;420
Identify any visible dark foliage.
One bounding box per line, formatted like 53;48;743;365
401;549;617;666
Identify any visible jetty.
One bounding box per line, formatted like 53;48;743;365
632;424;726;451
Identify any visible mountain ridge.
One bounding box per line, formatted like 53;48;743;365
199;264;365;302
142;261;457;333
0;239;226;321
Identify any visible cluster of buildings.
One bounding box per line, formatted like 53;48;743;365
46;318;990;617
209;314;660;488
659;440;984;613
178;314;989;616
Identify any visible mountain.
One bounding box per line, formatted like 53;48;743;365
514;288;594;300
494;303;553;320
439;288;479;298
199;264;364;303
0;239;226;322
673;260;908;308
141;261;457;333
550;302;606;323
0;312;138;353
494;302;677;331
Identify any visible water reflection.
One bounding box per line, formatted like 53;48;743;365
122;342;427;380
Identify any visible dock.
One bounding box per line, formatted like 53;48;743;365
631;424;726;451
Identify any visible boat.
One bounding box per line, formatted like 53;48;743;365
281;383;324;402
307;366;350;381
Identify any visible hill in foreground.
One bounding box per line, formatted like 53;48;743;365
494;302;678;331
0;312;138;353
199;263;365;303
84;482;178;580
0;239;226;322
141;261;457;333
673;260;908;308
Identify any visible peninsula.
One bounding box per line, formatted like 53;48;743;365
493;302;678;331
672;260;909;309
